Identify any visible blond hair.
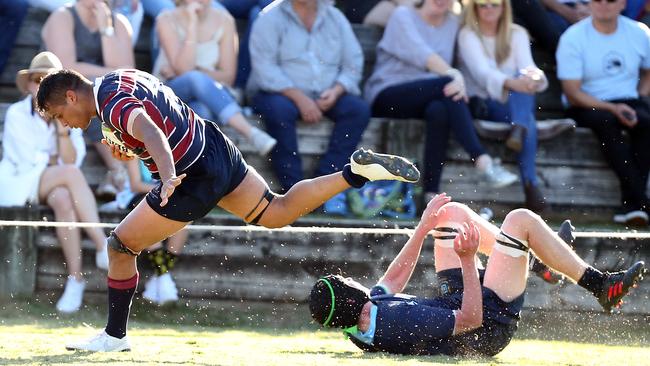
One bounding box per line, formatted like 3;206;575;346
461;0;513;65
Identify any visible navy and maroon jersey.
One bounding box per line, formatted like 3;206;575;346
92;69;206;176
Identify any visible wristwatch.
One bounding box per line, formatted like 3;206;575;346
100;26;115;37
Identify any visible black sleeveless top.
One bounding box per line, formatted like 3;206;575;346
66;4;114;66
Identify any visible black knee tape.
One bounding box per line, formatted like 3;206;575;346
249;190;276;225
107;231;140;256
433;227;458;240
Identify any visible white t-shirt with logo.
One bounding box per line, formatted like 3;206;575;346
556;16;650;101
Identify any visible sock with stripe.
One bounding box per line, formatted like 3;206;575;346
577;267;606;296
105;273;139;339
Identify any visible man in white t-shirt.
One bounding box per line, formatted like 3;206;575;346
556;0;650;226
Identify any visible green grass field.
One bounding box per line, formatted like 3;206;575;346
1;297;649;366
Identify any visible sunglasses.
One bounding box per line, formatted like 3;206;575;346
475;0;502;8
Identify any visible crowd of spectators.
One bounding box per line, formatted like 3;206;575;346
1;0;650;312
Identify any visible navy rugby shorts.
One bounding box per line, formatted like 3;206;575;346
145;121;248;222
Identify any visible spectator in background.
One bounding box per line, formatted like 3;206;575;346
458;0;549;212
248;0;371;211
557;0;650;226
41;0;134;200
0;0;28;75
154;0;276;155
218;0;274;88
364;0;518;201
0;52;109;313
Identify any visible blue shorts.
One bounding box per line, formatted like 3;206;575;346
145;121;248;222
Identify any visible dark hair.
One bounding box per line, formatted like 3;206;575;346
35;69;86;114
309;275;369;328
415;0;425;7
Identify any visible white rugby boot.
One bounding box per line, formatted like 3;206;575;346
350;148;420;183
66;331;131;352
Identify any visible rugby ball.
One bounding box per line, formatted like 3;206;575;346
101;125;136;158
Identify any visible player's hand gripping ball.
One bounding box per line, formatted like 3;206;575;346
101;125;136;158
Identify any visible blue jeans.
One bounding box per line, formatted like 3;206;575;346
252;92;370;191
0;0;28;74
167;70;241;125
372;78;487;193
482;92;538;186
219;0;273;88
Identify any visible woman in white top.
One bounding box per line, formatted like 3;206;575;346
457;0;548;212
0;52;109;314
155;0;276;155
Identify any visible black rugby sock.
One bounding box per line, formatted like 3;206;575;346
342;164;368;188
577;267;606;296
105;273;138;339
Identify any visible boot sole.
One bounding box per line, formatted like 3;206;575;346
352;150;420;183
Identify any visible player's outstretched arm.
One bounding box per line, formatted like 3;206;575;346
377;193;451;294
131;113;186;207
452;222;482;336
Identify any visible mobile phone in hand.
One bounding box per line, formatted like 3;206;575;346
622;110;637;122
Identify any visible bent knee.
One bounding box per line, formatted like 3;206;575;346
438;202;473;222
503;208;538;226
47;187;74;211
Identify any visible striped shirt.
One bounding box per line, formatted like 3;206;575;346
93;69;206;175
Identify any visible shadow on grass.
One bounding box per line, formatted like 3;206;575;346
9;353;214;366
279;348;505;364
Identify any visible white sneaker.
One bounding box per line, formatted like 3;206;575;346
482;159;518;188
66;330;131;352
142;275;159;303
249;127;277;156
56;276;85;314
157;272;179;304
95;241;109;271
613;210;649;226
350;148;420;183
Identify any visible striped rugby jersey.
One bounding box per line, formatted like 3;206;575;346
92;69;206;175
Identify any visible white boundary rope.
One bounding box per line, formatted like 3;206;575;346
1;219;650;239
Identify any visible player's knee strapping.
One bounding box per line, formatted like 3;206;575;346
494;231;529;257
433;226;460;248
107;231;140;256
245;188;276;225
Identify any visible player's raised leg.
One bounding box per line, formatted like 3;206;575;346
484;209;645;311
218;148;420;228
65;201;189;352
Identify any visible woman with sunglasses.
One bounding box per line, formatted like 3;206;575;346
457;0;548;212
364;0;518;204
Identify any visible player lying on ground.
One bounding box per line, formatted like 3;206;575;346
35;68;420;352
309;194;646;356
